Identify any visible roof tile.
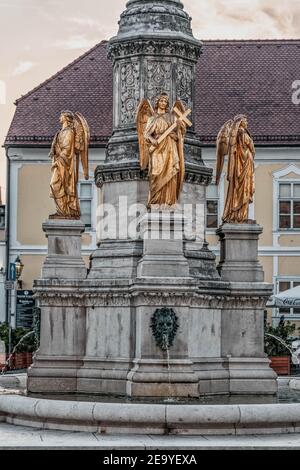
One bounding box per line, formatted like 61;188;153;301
5;39;300;147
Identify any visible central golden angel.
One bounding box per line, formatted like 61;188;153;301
137;93;192;207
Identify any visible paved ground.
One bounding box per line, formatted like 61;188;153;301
1;423;300;449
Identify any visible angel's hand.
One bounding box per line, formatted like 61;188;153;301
150;138;158;147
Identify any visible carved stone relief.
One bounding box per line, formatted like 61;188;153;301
176;63;193;111
120;62;140;125
146;60;172;105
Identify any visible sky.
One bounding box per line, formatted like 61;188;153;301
0;0;300;198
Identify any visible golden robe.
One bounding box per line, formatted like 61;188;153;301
49;126;80;218
144;112;185;206
223;127;255;223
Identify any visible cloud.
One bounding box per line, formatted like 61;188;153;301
189;0;300;39
0;81;6;105
12;61;36;76
54;35;97;50
67;17;100;28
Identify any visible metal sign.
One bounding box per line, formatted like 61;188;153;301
5;281;14;290
16;290;35;329
9;263;16;281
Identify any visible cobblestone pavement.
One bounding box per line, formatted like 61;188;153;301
0;423;300;449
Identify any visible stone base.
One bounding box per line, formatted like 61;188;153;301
42;219;87;280
27;356;83;394
126;359;199;398
88;240;143;280
137;211;190;278
216;223;264;282
192;357;277;396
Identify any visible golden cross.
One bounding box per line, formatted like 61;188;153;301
157;107;192;145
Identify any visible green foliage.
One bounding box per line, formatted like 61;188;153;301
264;316;300;357
0;323;38;353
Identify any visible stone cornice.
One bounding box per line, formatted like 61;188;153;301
94;161;212;188
34;283;271;309
108;39;202;62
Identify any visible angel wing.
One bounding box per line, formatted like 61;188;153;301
172;100;186;196
216;119;233;185
136;99;155;170
74;112;90;180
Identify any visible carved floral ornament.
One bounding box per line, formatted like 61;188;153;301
107;40;201;62
34;289;270;309
95;166;212;188
120;62;140;125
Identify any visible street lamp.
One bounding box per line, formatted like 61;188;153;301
15;256;24;281
8;256;24;359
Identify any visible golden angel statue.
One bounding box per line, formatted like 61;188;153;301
49;110;90;219
216;114;255;224
136;93;192;207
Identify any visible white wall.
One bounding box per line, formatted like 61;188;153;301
0;239;6;323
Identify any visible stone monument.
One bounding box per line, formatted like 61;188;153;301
28;0;277;398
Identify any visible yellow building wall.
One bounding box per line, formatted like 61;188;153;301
259;256;273;284
20;255;45;290
20;254;90;290
278;257;300;276
17;164;53;246
206;234;218;247
279;235;300;247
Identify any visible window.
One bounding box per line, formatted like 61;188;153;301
279;183;300;230
0;205;5;229
79;182;93;229
278;279;300;317
206;185;219;229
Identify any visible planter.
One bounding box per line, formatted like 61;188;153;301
25;352;33;368
269;356;291;376
10;352;33;370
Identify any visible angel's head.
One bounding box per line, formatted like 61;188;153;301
234;114;248;129
60;110;74;127
155;93;169;113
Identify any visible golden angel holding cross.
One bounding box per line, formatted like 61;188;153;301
137;93;192;207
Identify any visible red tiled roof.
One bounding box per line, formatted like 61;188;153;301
197;40;300;145
5;39;300;147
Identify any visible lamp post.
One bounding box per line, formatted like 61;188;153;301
8;256;24;359
15;256;24;288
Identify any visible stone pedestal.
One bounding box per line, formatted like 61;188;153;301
214;223;278;395
42;219;87;280
27;219;87;394
137;211;190;278
216;223;264;282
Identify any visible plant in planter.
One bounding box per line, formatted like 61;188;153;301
0;323;38;370
264;315;300;375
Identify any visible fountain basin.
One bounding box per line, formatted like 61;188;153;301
290;379;300;391
2;393;300;435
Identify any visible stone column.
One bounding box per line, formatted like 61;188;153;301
42;219;87;280
216;223;277;395
91;0;212;281
137;210;190;278
216;223;264;282
27;219;87;394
